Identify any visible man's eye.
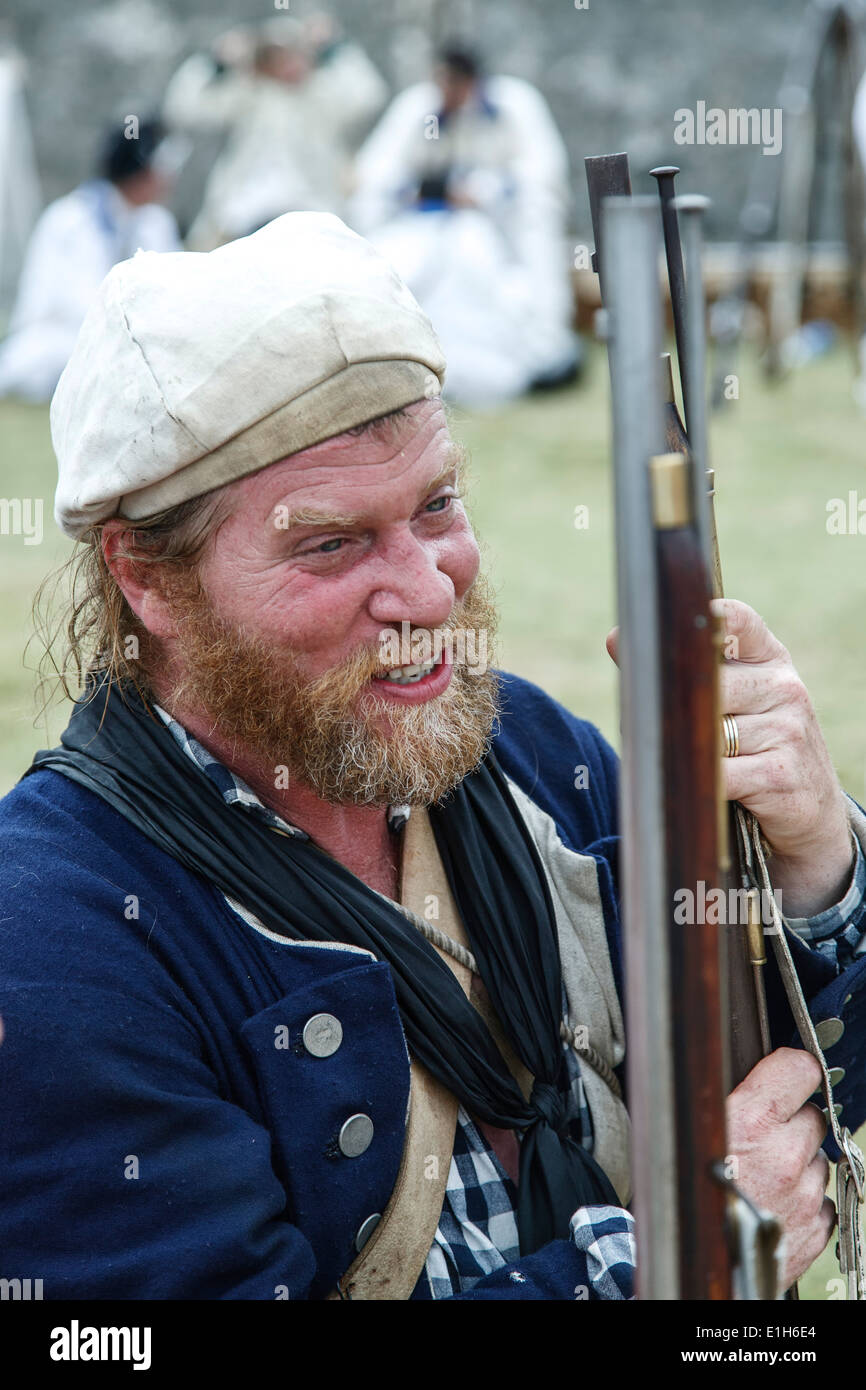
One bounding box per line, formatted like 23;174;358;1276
426;496;451;513
316;537;344;553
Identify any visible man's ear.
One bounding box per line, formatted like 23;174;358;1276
100;520;177;639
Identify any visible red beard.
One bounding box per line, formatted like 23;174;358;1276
153;572;501;806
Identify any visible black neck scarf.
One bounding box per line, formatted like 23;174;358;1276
26;674;619;1254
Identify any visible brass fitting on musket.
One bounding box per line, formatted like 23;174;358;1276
745;888;767;967
661;351;677;405
649;452;691;529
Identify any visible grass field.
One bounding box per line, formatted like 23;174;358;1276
1;338;864;1298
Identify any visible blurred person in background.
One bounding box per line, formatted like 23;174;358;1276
0;45;42;326
0;117;180;404
162;13;387;250
850;66;866;408
351;44;580;406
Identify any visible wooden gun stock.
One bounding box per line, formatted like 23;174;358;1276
652;451;731;1298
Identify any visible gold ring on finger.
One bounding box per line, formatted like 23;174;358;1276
722;713;740;758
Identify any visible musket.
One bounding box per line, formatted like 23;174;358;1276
587;158;784;1299
603;194;734;1298
587;155;771;1094
587;153;866;1301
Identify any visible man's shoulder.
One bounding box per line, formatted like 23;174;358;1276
25;187;96;245
1;765;157;867
493;670;617;775
492;671;619;852
381;81;441;123
485;74;557;119
494;669;611;739
0;767;221;942
0;769;217;1047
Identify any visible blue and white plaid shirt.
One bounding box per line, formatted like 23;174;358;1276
153;704;866;1300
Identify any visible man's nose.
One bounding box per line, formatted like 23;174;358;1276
365;530;456;630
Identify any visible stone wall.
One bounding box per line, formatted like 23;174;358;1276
3;0;861;239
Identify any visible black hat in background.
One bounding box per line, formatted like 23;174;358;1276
99;118;164;186
436;44;482;80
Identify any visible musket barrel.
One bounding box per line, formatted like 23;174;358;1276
650;166;692;432
672;194;715;578
604;194;679;1301
585;153;631;291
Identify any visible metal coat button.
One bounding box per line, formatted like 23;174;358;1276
302;1013;343;1058
355;1213;381;1252
815;1017;844;1050
828;1066;846;1087
339;1113;374;1158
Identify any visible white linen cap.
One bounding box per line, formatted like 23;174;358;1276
51;212;446;539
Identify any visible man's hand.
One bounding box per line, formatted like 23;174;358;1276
727;1048;835;1289
606;598;855;916
714;598;853;914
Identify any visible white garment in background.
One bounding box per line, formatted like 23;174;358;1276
849;72;866;409
853;70;866;177
371;208;532;405
163;44;386;248
351;75;577;403
0;49;42;323
0;180;180;403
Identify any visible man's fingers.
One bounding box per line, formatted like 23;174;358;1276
713;598;788;665
611;600;787;673
714;710;802;759
732;1047;824;1122
806;1150;832;1203
722;751;799;806
786;1102;831;1169
720;662;802;717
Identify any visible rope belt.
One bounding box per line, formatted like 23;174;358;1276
390;898;624;1103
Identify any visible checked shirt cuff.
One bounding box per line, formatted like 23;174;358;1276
785;832;866;972
570;1205;636;1300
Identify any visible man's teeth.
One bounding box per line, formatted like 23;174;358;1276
380;660;437;685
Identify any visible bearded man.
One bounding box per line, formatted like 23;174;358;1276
0;213;864;1301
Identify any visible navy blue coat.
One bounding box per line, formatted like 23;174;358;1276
0;674;863;1299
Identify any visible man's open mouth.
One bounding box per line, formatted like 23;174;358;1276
369;653;451;699
376;657;439;686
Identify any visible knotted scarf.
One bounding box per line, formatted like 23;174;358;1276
27;673;619;1253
